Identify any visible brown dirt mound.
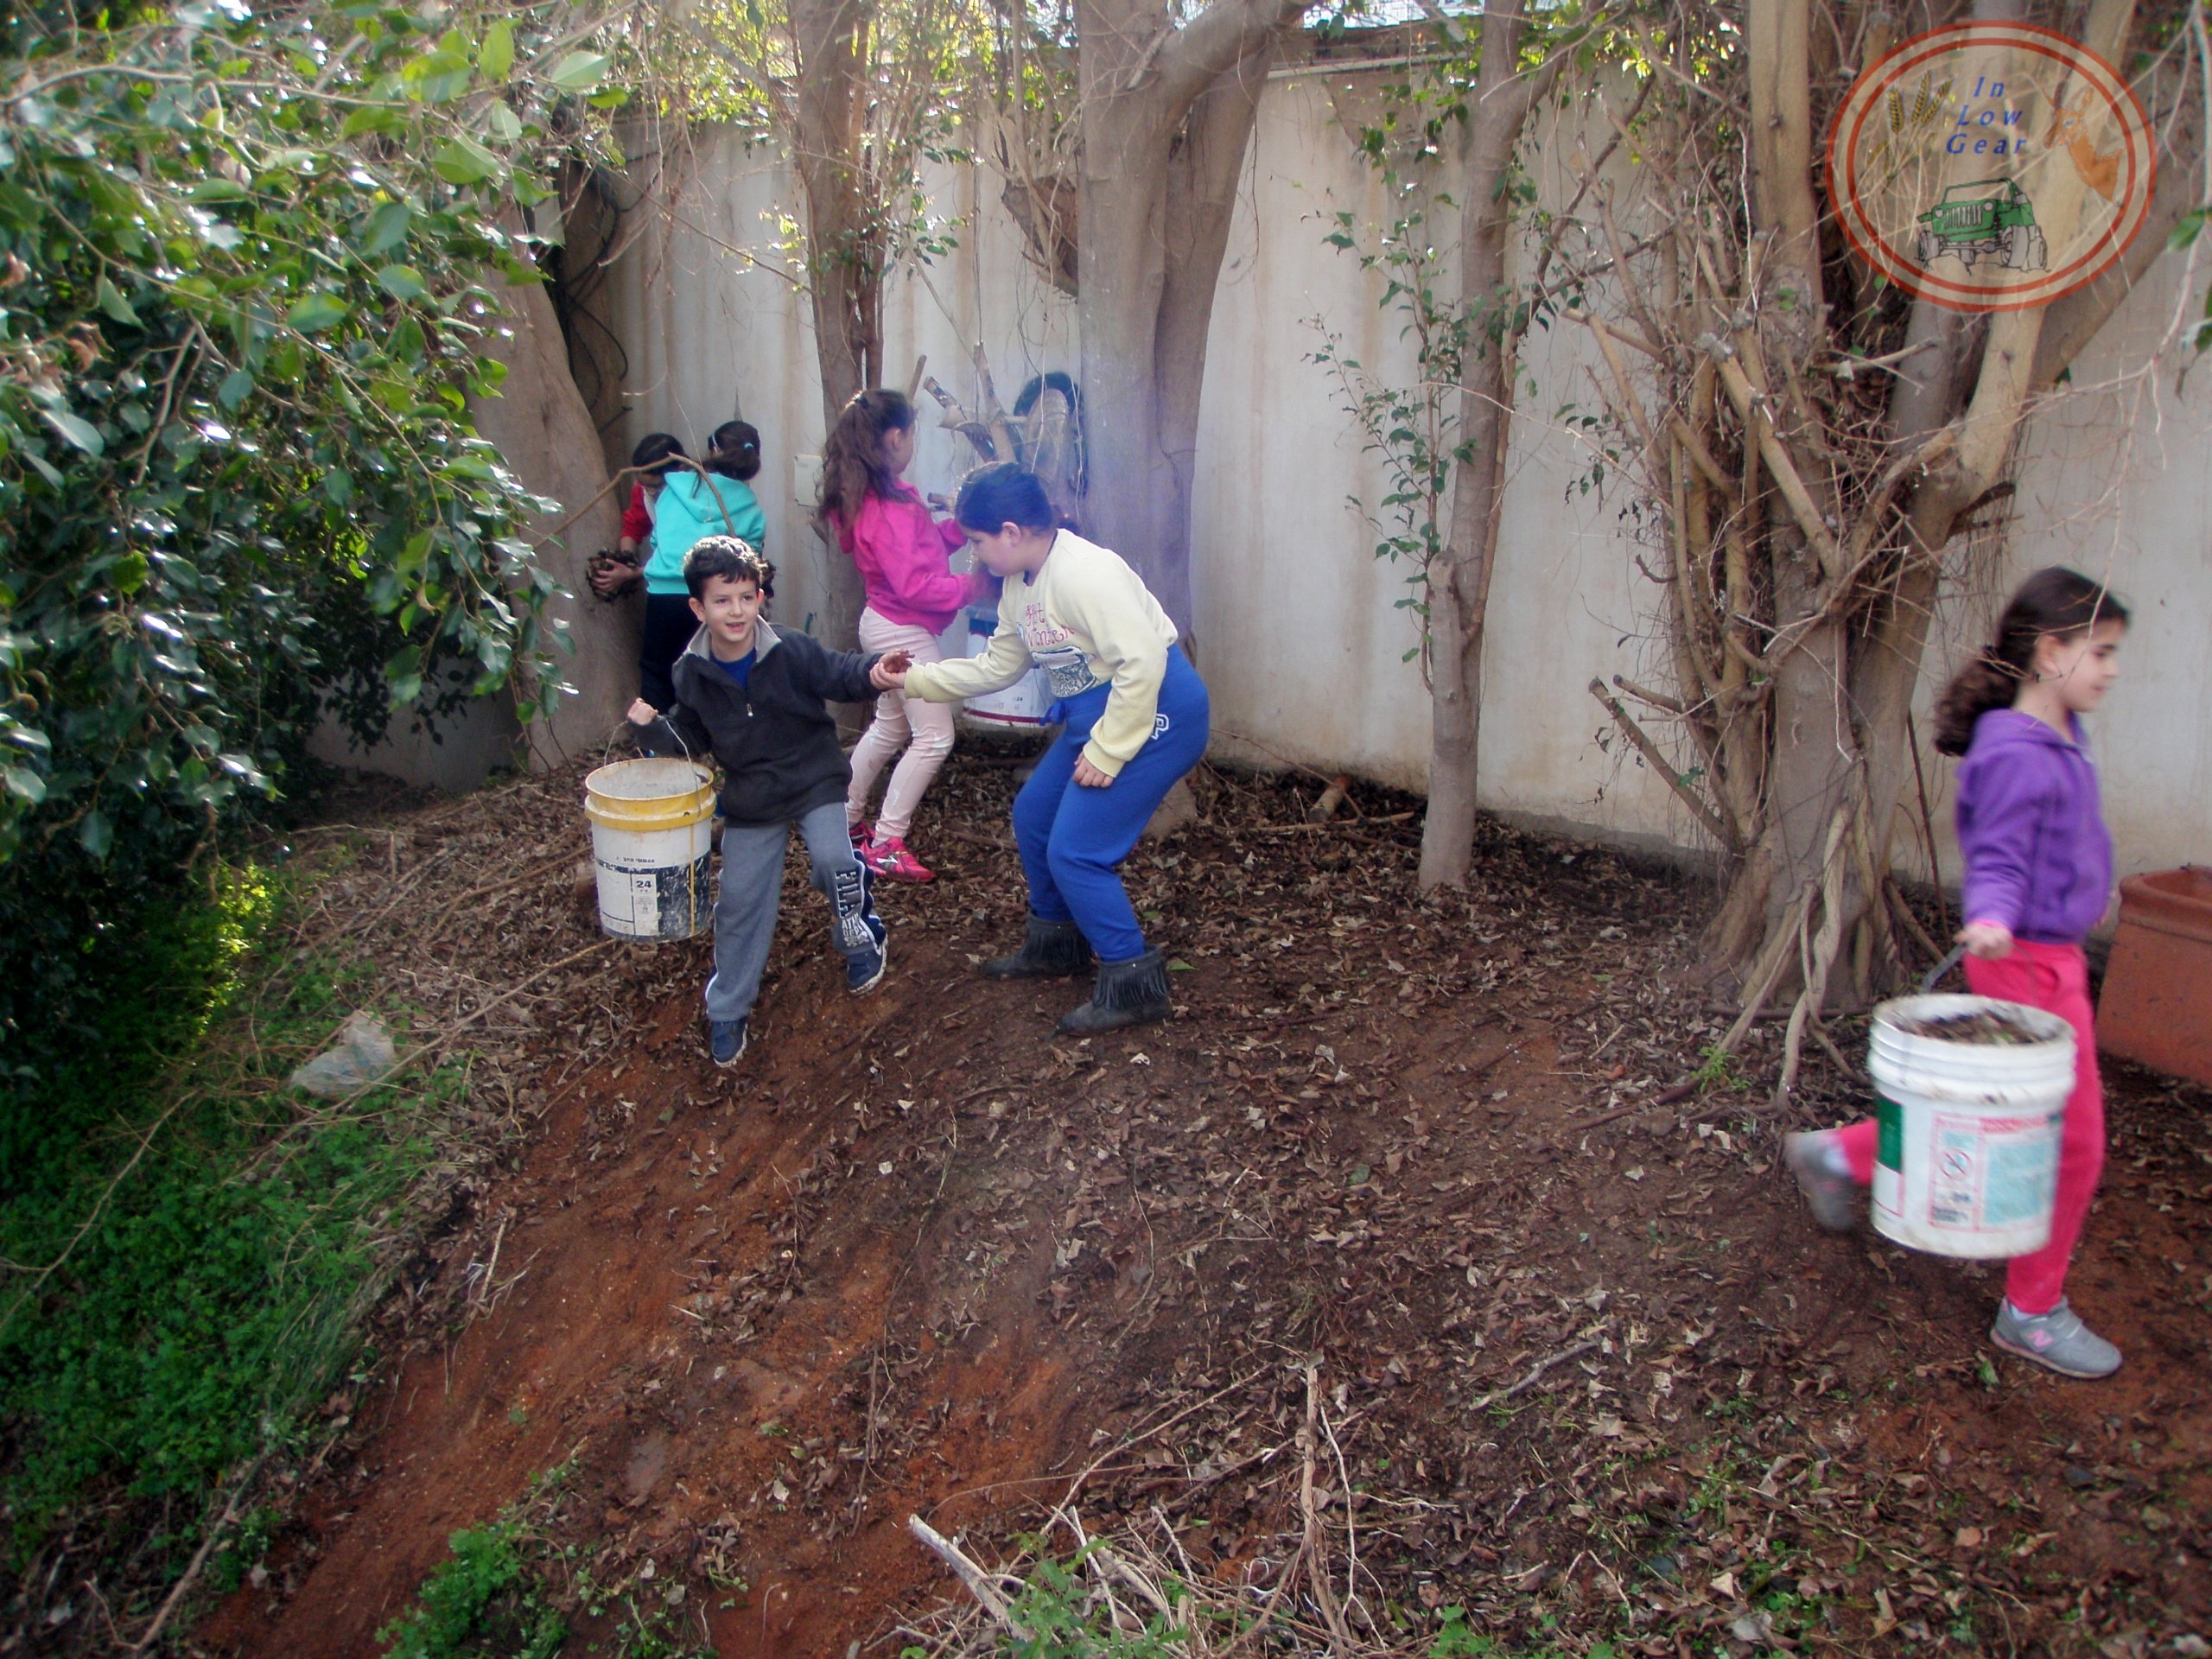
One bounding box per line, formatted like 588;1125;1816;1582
192;753;2210;1658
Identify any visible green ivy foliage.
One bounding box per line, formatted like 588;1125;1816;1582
0;0;625;1058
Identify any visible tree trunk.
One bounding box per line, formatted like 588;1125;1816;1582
1714;0;2158;1018
1418;3;1535;891
1077;114;1182;611
789;0;876;648
472;267;635;766
1154;40;1274;639
1070;0;1307;626
1719;0;1859;982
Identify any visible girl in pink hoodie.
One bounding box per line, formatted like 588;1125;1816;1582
818;390;988;882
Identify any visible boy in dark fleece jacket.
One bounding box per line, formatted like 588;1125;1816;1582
628;537;909;1067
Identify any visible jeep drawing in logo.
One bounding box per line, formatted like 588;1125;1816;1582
1828;22;2152;312
1916;179;2048;271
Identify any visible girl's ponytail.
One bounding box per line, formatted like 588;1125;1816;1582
1931;652;2020;756
1931;565;2129;756
817;389;914;536
704;420;761;483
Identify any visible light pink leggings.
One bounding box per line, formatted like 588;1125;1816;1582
846;608;955;842
1833;939;2105;1316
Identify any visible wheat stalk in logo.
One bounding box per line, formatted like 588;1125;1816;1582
1866;69;1953;185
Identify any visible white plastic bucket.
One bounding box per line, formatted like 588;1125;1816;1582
1867;993;2075;1258
960;607;1052;727
582;759;717;940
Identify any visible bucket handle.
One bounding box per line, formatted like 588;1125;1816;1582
601;713;698;771
1918;943;1967;995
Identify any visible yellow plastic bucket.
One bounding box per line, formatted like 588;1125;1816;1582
583;759;717;939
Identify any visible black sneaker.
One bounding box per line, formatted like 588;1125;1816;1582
709;1017;748;1067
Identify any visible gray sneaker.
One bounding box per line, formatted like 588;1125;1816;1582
1990;1299;2121;1379
1783;1131;1860;1231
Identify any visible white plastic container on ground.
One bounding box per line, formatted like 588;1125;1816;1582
1866;993;2074;1258
583;759;717;940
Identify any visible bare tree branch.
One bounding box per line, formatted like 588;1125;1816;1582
1154;0;1309;126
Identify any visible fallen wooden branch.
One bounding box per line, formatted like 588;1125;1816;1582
1306;774;1352;823
1299;1363;1356;1657
1587;678;1739;853
1467;1337;1600;1413
129;1452;271;1652
907;1515;1030;1639
1577;1100;1656;1131
1243;811;1415;837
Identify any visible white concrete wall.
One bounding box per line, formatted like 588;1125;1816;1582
598;75;2210;879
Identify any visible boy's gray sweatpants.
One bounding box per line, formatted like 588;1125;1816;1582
704;800;882;1025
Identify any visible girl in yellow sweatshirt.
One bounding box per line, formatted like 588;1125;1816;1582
884;464;1210;1033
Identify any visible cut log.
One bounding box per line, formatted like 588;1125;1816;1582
1306;774;1352;822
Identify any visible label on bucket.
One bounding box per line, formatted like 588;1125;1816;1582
597;851;711;938
1928;1109;2057;1231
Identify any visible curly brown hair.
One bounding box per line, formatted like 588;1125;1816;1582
682;535;775;601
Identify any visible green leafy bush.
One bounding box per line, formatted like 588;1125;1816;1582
0;0;625;1057
0;865;456;1560
378;1516;568;1659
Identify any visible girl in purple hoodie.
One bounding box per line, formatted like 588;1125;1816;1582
819;390;989;884
1785;567;2131;1378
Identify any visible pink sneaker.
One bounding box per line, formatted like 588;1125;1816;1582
849;819;872;853
864;836;934;883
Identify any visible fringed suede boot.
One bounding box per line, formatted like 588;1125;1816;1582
1057;949;1173;1034
983;915;1095;980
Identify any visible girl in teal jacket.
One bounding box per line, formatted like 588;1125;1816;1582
638;420;767;712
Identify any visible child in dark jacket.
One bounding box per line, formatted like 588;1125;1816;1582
629;537;909;1067
1784;566;2130;1379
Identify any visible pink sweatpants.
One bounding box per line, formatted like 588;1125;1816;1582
846;608;956;842
1834;940;2104;1315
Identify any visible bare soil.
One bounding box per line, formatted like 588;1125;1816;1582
190;752;2211;1658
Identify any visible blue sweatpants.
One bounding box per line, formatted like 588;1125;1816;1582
1014;646;1209;963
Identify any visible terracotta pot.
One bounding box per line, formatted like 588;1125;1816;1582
2097;867;2212;1086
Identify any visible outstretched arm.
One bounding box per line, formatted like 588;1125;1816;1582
900;622;1033;702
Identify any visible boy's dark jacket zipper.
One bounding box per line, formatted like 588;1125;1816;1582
639;620;878;825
